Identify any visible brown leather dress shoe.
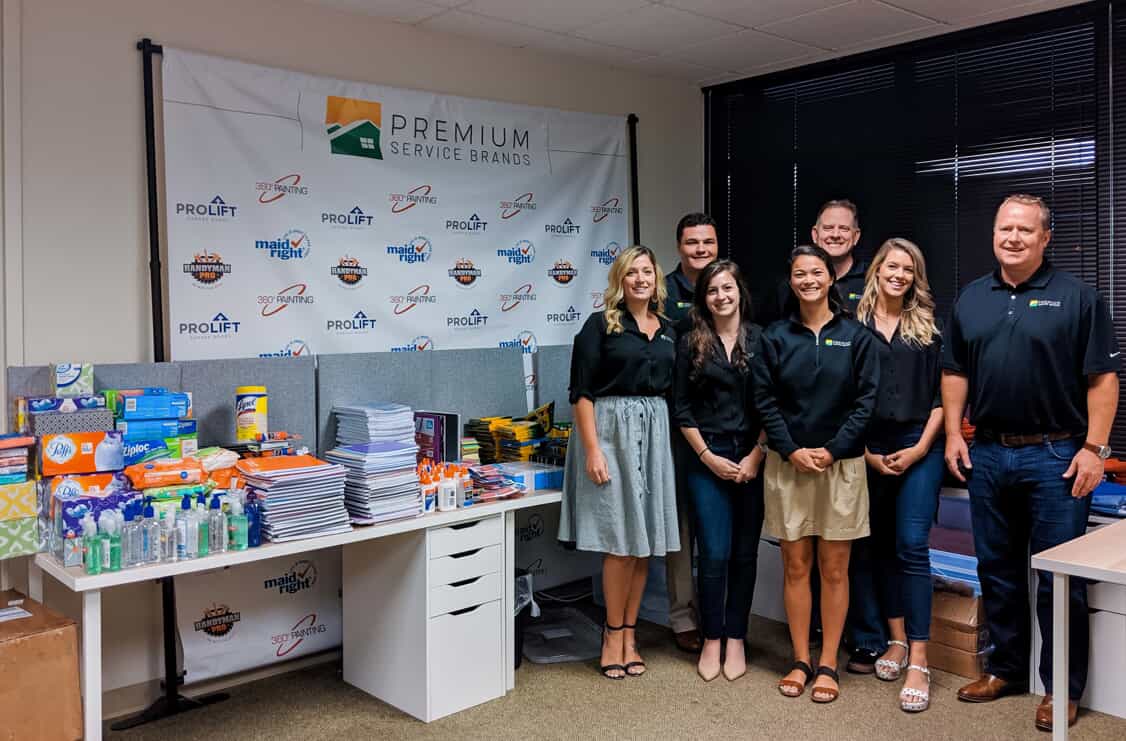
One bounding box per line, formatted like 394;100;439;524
1035;695;1078;731
956;674;1028;702
674;629;702;653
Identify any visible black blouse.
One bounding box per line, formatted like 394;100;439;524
568;310;677;404
864;317;943;425
673;324;763;439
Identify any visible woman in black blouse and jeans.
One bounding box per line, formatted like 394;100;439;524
674;260;766;682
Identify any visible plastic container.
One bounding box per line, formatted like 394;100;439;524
236;386;268;441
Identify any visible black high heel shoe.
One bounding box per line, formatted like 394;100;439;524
600;623;626;680
622;623;646;677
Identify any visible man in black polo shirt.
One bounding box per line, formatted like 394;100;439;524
663;212;719;653
942;194;1119;732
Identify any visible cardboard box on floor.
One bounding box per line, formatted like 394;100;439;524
0;590;82;740
929;588;988;678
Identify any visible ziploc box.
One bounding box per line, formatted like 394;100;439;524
120;393;191;421
40;430;124;476
122;434;199;466
104;387;167;416
117;418;197;440
51;363;94;398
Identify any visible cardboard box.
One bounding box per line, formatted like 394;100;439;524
930;589;986;653
928;640;988;680
0;590;82;740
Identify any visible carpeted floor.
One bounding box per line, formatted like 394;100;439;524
105;615;1126;741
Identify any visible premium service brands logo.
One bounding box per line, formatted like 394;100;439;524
331;256;368;287
449;258;483;287
499;330;538;354
194;604;241;640
592;196;623;223
178;312;241;338
590;241;621;266
322;205;374;229
499;282;536;312
497;239;535;265
175;195;238;221
390;284;438;315
500;192;537;219
273;612;329;658
547;305;582;325
328;310;377;334
256;173;309;204
256;229;311;260
326;96;383;159
445;213;488;234
259;339;311;358
447;307;490;330
263;560;318;595
385;113;532;166
183;251;232;288
391;336;434;352
386;236;432;264
259;283;315;318
389;184;437;214
545;217;581;237
548;259;578;285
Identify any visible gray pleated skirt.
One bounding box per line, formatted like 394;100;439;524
558;395;680;558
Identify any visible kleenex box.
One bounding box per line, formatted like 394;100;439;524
27;395;105;413
119;393;190;421
51;363;94;398
117;418;197;440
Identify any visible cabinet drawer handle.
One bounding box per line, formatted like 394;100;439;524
449;548;482;559
449;604;481;616
449;576;482;588
449;520;482;531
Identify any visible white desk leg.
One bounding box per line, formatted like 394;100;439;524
1052;572;1069;741
82;589;103;741
505;511;515;692
27;558;43;602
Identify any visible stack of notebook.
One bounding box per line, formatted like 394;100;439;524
333;402;415;447
323;440;422;524
468;464;525;502
0;436;34;484
235;455;350;542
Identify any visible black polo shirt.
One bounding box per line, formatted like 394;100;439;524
753;312;880;461
568;310;677;404
864;318;943;425
771;259;868;321
664;265;696;333
942;261;1120;434
673;323;763;439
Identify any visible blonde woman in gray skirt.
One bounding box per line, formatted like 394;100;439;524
559;245;681;680
753;245;880;703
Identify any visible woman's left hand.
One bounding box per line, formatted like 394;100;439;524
809;448;834;469
735;447;765;483
885;445;924;474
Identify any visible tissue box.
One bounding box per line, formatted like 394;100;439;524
0;481;37;522
29;408;115;436
117;418;197;440
40;430;124;476
27;395;106;413
0;517;38;560
119;393;191;421
50;363;94;398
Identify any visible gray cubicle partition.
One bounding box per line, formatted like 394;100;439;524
6;358;317;448
534;345;572;422
315;348;528;455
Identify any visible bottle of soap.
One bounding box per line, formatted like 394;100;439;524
227;498;248;551
208;495;227;554
245;490;261;548
97;510;120;572
82;515;102;575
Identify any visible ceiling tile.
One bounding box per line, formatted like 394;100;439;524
880;0;1036;22
526;34;642;65
760;0;937;51
418;9;560;48
666;29;821;70
303;0;448;24
573;3;741;56
618;54;727;82
462;0;653;33
661;0;851;28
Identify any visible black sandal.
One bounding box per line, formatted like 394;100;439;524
600;624;626;680
811;665;840;703
778;660;814;697
622;623;646;676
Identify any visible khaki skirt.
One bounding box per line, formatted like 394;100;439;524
763;450;869;541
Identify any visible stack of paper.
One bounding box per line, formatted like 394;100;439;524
465;417;509;464
460;436;480;465
235;455;350;542
0;436;34;485
323;441;422;524
333;402;415;447
469;464;525;503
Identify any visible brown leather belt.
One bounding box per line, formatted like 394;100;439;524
977;429;1080;448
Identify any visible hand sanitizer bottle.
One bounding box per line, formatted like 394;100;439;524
82;515;102;575
227;499;248;551
121;503;140;567
196;493;210;558
209;495;227;554
245;490;261;547
176;495;197;560
144;502;161;564
160;509;176;562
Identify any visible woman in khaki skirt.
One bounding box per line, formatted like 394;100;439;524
752;245;880;704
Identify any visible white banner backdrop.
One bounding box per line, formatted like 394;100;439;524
176;549;342;683
162;48;627;360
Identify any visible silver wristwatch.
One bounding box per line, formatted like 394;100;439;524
1084;442;1112;460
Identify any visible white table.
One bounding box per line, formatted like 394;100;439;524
1031;517;1126;741
32;489;562;741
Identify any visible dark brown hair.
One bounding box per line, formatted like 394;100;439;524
686;260;754;382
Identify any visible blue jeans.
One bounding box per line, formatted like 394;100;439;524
685;434;765;640
867;425;944;641
968;436;1091;700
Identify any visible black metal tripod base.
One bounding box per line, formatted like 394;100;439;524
109;691;229;731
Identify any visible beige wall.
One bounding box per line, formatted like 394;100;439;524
0;0;701;701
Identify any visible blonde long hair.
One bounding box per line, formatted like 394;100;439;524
604;245;667;334
856;238;938;347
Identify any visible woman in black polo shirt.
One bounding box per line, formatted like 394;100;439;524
674;260;766;682
753;244;879;703
855;238;945;712
559;245;680;681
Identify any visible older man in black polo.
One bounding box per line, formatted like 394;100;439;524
942;194;1119;732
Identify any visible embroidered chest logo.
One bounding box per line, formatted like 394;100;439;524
823;338;851;348
1028;299;1062;308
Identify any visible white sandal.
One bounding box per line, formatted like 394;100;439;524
900;665;931;713
875;640;909;681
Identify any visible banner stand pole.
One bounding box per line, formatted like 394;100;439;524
112;38;229;732
627;114;641;245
